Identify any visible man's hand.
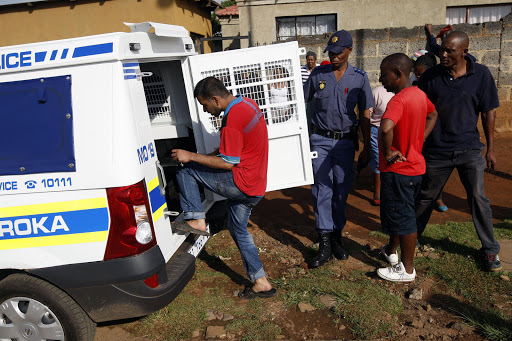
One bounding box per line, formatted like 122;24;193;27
486;149;497;171
171;149;194;164
425;24;433;35
385;150;406;165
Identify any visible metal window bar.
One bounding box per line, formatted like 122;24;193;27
142;72;172;121
199;59;298;131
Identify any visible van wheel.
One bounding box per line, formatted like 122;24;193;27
0;273;96;341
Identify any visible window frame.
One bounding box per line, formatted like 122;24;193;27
446;3;512;24
275;14;337;41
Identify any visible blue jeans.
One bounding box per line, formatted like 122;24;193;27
310;134;355;233
415;148;500;254
369;125;380;174
176;162;266;281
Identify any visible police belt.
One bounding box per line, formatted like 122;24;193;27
311;125;355;140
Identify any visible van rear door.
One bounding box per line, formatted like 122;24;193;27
183;42;314;192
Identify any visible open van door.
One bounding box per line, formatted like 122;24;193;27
183;42;314;192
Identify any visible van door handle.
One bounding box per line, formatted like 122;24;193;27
155;160;167;196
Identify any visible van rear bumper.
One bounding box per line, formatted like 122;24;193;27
29;245;196;322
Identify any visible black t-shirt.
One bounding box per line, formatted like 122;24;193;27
418;57;499;153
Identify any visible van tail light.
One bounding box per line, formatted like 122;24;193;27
104;180;157;260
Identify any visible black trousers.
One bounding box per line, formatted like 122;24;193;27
415;148;500;255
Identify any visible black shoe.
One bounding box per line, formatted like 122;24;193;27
483;254;503;272
330;231;349;260
309;232;332;268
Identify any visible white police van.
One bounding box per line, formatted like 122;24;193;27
0;22;313;340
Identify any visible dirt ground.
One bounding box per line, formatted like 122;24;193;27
95;132;512;340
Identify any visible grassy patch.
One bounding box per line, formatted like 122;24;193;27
416;220;512;339
226;300;281;341
131;219;512;340
369;230;388;239
275;267;402;339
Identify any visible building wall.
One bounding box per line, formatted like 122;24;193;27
297;15;512;131
219;16;242;50
0;0;213;52
238;0;506;47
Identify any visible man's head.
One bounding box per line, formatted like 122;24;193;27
413;53;437;80
379;53;413;93
325;30;353;68
306;51;317;69
439;31;469;70
193;77;231;116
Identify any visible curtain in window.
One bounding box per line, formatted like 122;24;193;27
468;5;511;24
297;16;315;36
277;18;296;40
446;7;466;24
316;14;336;35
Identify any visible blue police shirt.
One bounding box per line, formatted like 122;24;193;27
418;57;499;153
304;62;374;132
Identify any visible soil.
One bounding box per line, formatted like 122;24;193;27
95;132;512;341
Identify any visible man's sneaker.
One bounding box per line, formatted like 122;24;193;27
484;254;503;272
380;244;399;265
377;262;416;282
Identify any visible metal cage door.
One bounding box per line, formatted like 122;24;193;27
185;42;313;192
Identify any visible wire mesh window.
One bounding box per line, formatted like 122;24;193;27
142;72;172;122
276;14;336;41
199;59;299;131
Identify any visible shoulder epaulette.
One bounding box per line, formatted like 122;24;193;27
353;67;367;76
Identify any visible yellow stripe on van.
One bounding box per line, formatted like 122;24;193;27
0;231;108;250
0;198;108;219
147;177;160;192
153;204;166;222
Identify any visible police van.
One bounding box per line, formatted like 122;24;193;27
0;22;313;340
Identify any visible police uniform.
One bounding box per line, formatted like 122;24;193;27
304;31;374;239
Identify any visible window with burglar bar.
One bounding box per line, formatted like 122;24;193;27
199;59;298;131
276;14;336;41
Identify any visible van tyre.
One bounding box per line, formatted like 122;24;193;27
0;273;96;341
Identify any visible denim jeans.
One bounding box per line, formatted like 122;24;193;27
176;162;266;281
415;148;500;254
369;125;380;174
310;134;355;233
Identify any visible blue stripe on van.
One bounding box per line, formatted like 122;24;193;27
72;43;113;58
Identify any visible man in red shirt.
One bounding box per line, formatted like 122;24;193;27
171;77;276;299
377;54;438;282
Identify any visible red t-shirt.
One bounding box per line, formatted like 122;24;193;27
219;96;269;196
378;86;435;176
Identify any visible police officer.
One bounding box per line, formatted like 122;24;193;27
304;30;374;268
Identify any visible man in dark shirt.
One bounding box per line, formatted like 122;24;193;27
416;31;502;271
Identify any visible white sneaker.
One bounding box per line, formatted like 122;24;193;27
377;262;416;282
380;244;399;265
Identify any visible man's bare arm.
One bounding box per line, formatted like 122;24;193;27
482;109;497;170
171;149;235;170
424;110;438;141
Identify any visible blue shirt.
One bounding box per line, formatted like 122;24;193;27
304;62;374;132
418;57;499;152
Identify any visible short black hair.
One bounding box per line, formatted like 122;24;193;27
414;52;437;69
382;53;413;76
306;51;317;59
193;77;230;99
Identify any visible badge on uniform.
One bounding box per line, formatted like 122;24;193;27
332;36;338;43
319;81;326;90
